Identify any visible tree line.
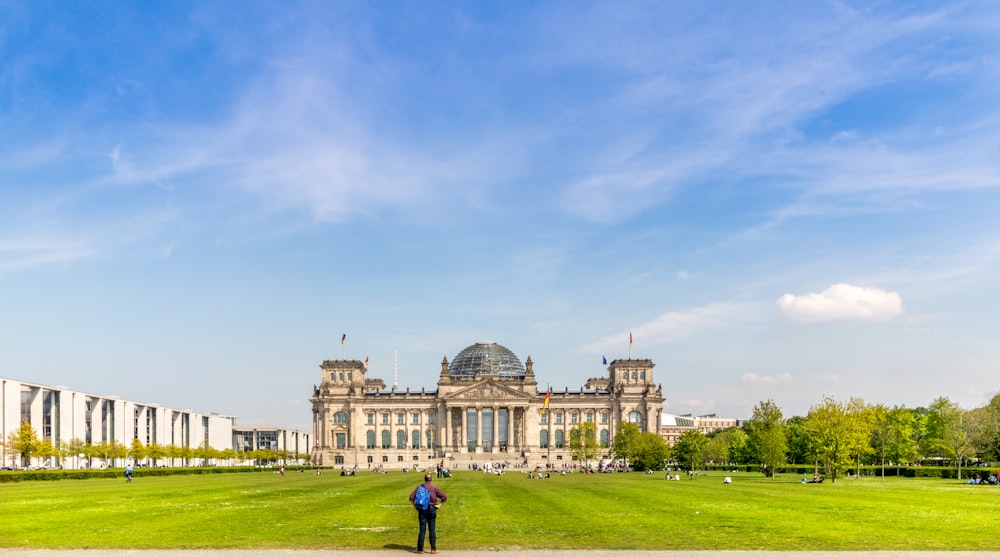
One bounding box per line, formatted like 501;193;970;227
568;393;1000;481
2;422;305;469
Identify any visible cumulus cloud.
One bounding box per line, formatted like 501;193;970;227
742;373;793;385
777;283;903;323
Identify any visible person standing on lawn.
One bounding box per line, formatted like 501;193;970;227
408;472;447;554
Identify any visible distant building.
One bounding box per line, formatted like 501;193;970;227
0;377;309;469
310;341;665;469
232;426;311;460
660;413;740;445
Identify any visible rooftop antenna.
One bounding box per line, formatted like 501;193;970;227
393;349;399;390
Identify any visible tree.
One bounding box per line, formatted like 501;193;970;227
785;416;813;465
674;430;709;472
969;392;1000;462
726;428;751;465
870;405;918;478
703;432;730;465
804;397;854;483
569;422;599;465
846;398;874;476
927;397;974;479
744;400;787;478
147;443;166;467
62;438;89;470
35;438;57;468
633;432;671;471
6;421;40;468
611;422;641;466
129;438;147;466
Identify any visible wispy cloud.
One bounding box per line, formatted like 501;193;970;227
580;302;755;354
742;373;794;385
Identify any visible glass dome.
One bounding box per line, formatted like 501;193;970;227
449;342;525;381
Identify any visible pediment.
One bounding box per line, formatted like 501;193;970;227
444;380;531;402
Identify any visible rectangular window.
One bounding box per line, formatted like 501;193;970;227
428;413;434;425
555;413;563;424
336;433;346;449
541;413;548;424
335;456;344;464
601;412;608;424
571;412;578;424
466;409;478;452
412;412;420;424
397;413;404;425
382;414;389;424
586;412;594;423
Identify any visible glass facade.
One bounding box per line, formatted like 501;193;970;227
448;342;525;380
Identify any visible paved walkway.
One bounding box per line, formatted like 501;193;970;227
1;551;998;557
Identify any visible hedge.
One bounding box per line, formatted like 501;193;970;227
0;465;314;483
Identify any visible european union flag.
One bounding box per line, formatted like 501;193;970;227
602;355;607;365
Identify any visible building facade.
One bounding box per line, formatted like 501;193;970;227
310;342;665;468
1;377;309;469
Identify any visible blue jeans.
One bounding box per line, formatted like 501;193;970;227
417;507;437;551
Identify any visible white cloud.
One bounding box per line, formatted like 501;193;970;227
778;283;903;323
741;373;793;385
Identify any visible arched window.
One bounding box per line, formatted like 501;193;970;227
627;411;643;425
396;430;406;449
381;430;390;449
411;430;420;449
367;430;376;449
426;429;435;448
333;411;348;424
555;429;565;448
539;430;549;449
600;429;609;447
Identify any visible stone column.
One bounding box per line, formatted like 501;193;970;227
476;406;483;453
461;406;468;453
492;405;499;454
505;407;512;452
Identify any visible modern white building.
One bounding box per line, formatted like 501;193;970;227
1;376;308;469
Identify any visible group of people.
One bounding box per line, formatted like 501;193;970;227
966;473;999;485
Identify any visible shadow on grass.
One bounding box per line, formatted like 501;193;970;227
382;543;414;551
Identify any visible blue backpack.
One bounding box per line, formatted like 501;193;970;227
414;485;430;511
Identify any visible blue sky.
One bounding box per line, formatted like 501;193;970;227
2;1;999;432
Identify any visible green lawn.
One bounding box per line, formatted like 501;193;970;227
1;469;997;550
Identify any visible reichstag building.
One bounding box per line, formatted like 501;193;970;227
310;342;663;468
